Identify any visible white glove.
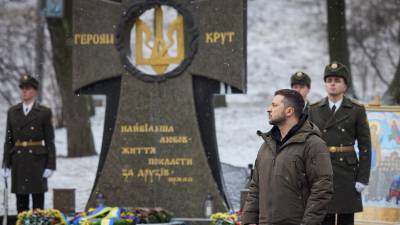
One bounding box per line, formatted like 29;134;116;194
355;182;366;193
42;169;54;178
1;168;11;178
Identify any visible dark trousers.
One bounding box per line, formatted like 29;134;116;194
322;213;354;225
16;193;45;213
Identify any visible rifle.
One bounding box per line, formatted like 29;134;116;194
2;177;8;225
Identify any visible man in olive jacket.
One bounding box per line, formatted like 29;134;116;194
242;89;333;225
1;75;56;212
309;62;371;225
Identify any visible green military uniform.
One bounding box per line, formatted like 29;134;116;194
2;76;56;194
309;63;371;213
304;100;310;115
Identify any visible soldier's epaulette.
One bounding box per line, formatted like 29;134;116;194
310;100;322;107
32;104;49;113
349;98;364;107
40;104;51;109
36;102;50;109
9;104;21;112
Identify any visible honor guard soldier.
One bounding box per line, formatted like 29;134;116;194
309;62;371;225
1;74;56;213
290;71;311;114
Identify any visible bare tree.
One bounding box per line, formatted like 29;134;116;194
326;0;357;97
0;5;63;123
0;2;94;157
35;0;46;102
384;54;400;104
46;0;96;157
347;0;400;103
0;6;36;105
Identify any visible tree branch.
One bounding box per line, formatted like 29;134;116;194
352;31;390;86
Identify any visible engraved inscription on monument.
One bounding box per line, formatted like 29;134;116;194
73;0;247;217
119;123;194;185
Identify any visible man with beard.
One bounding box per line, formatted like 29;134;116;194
1;74;56;212
309;62;371;225
242;89;333;225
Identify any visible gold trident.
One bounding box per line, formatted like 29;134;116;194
135;5;185;74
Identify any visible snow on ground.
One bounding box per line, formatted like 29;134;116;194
1;0;398;221
215;101;268;168
0;100;262;214
218;0;328;166
0;103;103;215
235;0;328;103
1;0;328;215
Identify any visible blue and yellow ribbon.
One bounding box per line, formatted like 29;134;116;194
73;206;122;225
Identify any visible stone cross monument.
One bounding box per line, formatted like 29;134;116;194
73;0;247;217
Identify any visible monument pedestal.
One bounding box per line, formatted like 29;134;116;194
171;218;211;225
53;188;75;215
73;0;247;217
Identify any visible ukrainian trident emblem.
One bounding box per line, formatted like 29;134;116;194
116;2;198;82
134;5;185;75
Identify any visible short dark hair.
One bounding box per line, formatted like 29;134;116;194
274;89;304;118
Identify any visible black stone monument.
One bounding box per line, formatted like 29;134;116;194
72;0;247;217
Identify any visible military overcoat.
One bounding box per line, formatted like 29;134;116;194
309;96;371;213
304;100;310;116
2;102;56;194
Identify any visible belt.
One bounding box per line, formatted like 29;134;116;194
15;140;44;147
328;146;354;153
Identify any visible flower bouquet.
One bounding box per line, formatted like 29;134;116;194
16;208;68;225
210;210;241;225
128;207;173;224
71;207;173;225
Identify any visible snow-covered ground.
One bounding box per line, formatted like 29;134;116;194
0;0;339;215
218;0;329;166
0;0;399;223
0;104;104;215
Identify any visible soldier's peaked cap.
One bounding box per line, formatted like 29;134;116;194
19;74;39;90
291;71;311;88
324;61;349;84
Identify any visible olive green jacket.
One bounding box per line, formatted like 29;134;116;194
242;120;333;225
